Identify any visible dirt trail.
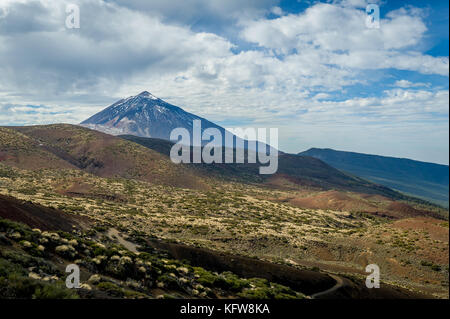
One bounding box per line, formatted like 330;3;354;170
104;230;433;299
107;228;139;253
143;238;434;299
144;238;336;295
310;274;345;298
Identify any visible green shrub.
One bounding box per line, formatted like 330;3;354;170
215;272;249;292
0;273;77;299
193;267;217;287
157;274;181;290
431;264;441;272
0;258;26;277
238;287;271;299
97;282;123;297
32;284;79;299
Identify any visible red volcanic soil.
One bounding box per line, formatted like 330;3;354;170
286;190;441;219
289;190;380;212
392;217;449;242
359;193;390;201
385;202;423;218
0;152;11;161
56;180;127;202
0;194;91;232
392;217;449;265
265;174;323;190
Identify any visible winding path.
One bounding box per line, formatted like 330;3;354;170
107;227;347;298
107;228;139;253
310;274;345;299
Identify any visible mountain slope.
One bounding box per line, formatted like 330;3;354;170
3;124;209;190
120;135;411;200
1;125;442;216
299;148;449;207
3;124;395;197
0;194;90;232
0;200;309;299
0;127;77;170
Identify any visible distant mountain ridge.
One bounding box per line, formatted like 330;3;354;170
299;148;449;207
120;134;418;201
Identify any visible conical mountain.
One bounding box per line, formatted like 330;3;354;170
81;91;224;140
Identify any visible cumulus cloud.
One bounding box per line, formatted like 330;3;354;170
393;80;430;88
104;0;277;37
0;102;89;125
0;0;448;163
0;0;446;106
0;0;236;99
240;3;448;75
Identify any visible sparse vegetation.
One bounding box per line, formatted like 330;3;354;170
0;217;305;299
0;124;448;299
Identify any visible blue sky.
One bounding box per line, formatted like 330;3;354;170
0;0;448;164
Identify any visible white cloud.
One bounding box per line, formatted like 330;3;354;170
240;3;448;75
106;0;277;30
0;0;448;163
394;80;430;88
336;0;375;9
1;0;446;107
270;6;283;16
0;0;235;102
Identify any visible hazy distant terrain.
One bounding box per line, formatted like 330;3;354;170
299;148;449;208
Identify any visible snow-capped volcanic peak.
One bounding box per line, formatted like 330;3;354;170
136;91;159;100
80;91;224;140
80;91;272;152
